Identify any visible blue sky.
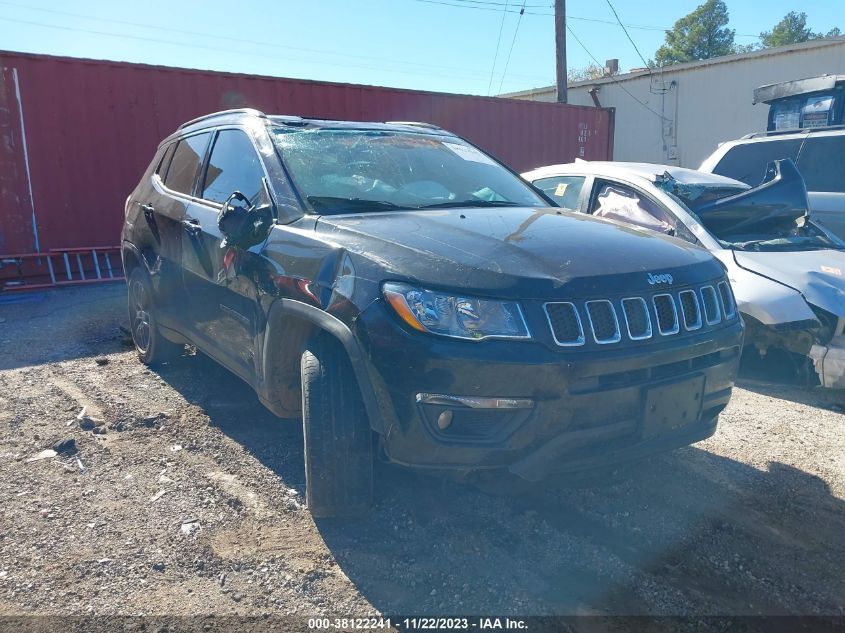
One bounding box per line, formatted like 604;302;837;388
0;0;841;95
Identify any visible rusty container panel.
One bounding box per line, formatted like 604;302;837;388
0;50;614;253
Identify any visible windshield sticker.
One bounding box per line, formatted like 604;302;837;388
821;265;842;276
442;142;497;166
554;183;568;197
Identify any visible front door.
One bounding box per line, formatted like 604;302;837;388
182;128;270;380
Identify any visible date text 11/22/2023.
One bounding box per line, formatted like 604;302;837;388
307;617;529;630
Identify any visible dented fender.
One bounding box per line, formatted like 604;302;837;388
711;250;817;325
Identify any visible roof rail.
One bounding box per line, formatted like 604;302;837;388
178;108;267;130
741;123;845;139
385;120;443;130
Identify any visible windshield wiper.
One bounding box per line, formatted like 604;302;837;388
415;200;522;209
307;196;409;213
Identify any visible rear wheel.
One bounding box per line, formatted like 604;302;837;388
301;336;373;517
127;268;182;365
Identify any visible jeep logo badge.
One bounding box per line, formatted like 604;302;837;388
647;272;674;285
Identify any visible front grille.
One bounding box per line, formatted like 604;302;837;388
585;300;621;343
545;280;736;348
621;297;651;340
718;281;736;318
700;285;721;324
679;290;702;330
653;294;679;335
544;302;584;346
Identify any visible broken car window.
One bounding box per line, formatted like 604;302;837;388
590;183;677;235
271;128;546;214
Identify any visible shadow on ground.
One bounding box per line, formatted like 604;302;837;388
153;352;845;617
0;285;128;370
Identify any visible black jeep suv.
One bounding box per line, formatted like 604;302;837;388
122;109;743;516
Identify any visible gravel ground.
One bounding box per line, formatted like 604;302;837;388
1;284;844;619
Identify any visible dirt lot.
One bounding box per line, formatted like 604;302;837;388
1;284;845;619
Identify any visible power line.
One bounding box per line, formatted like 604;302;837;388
452;0;550;7
0;16;552;85
0;0;542;80
497;3;527;94
486;0;511;95
565;23;666;120
409;0;551;15
604;0;651;71
407;0;762;37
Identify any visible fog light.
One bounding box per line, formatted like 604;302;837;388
437;410;453;430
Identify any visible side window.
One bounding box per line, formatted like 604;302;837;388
797;136;845;193
164;133;211;195
531;176;586;210
155;143;176;179
712;139;802;186
590;181;680;237
201;129;266;205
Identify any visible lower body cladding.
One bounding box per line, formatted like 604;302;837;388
356;306;744;482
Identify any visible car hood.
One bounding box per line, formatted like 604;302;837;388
316;207;721;299
733;250;845;317
694;159;809;238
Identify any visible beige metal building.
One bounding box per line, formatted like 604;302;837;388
504;37;845;169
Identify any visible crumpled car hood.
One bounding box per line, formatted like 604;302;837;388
316;207;721;299
733;249;845;317
695;159;808;238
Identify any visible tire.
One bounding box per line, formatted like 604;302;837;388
301;336;373;518
127;267;182;365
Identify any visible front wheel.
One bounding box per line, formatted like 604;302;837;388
301;336;373;518
127;268;182;365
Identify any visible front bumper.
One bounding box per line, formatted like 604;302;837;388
356;300;744;478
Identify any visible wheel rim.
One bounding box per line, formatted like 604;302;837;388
129;278;152;354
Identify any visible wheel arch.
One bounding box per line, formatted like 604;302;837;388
259;298;391;434
121;241;152;278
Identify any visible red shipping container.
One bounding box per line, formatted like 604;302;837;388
0;50;614;254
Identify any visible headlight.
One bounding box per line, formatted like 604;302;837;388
382;282;530;340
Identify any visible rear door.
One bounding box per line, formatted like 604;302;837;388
183;127;270;380
154;132;212;329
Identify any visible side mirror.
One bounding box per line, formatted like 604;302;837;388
218;191;274;249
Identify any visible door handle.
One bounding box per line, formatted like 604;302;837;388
141;203;155;219
182;217;202;234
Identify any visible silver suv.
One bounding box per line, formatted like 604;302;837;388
700;127;845;239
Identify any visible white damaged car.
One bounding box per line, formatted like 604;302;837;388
522;159;845;388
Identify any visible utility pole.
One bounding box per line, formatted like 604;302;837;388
555;0;567;103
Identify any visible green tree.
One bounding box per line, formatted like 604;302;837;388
760;12;841;48
655;0;735;66
567;63;607;83
760;11;814;47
